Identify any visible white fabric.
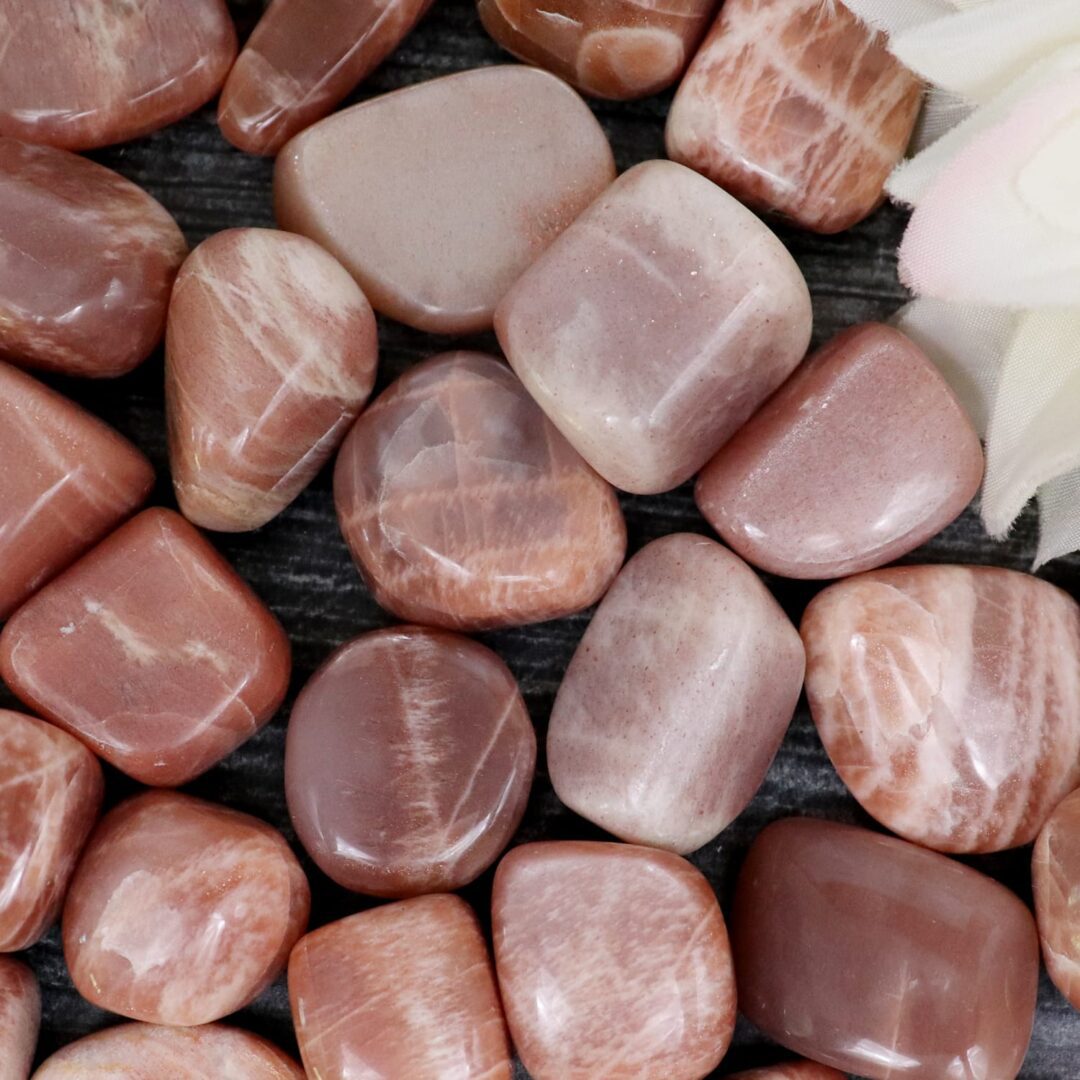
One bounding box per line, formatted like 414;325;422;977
1035;470;1080;568
907;88;974;156
839;0;956;36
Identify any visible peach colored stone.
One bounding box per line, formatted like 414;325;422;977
1034;787;1080;1011
728;1064;846;1080
666;0;923;233
802;565;1080;853
167;228;378;532
0;509;290;787
334;351;626;630
289;894;511;1080
63;791;309;1027
0;959;38;1080
275;66;615;335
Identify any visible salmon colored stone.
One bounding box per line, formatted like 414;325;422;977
63;791;310;1027
802;565;1080;853
729;1064;846;1080
666;0;923;233
289;894;511;1080
0;509;291;787
275;66;615;335
334;351;626;630
167;228;378;532
0;959;38;1080
1033;787;1080;1011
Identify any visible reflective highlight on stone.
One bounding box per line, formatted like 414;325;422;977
1034;787;1080;1011
0;958;38;1080
729;1064;846;1080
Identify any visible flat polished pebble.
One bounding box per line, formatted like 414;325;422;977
286;626;535;896
275;66;615;334
549;534;804;853
802;565;1080;853
696;323;984;578
289;894;511;1079
728;1064;846;1080
334;351;625;629
0;958;39;1080
493;841;736;1080
167;228;378;532
0;508;291;787
63;791;309;1027
733;818;1039;1080
496;159;812;493
1033;787;1080;1011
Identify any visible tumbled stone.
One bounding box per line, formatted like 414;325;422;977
0;508;290;787
549;534;803;853
167;228;378;532
729;1064;846;1080
496;159;811;493
733;818;1039;1079
802;565;1080;853
493;841;735;1079
666;0;923;233
1034;787;1080;1011
696;323;984;579
63;791;309;1027
0;0;237;151
287;626;534;896
275;66;615;334
290;894;511;1079
0;959;38;1080
334;351;625;629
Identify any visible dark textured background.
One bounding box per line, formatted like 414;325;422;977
12;1;1080;1075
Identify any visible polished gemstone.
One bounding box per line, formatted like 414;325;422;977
0;508;291;787
0;959;38;1080
286;626;534;896
496;159;812;493
167;228;378;532
729;1064;846;1080
334;351;625;629
1034;787;1080;1010
275;66;615;334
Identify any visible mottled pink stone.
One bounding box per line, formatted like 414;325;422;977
728;1064;846;1080
1033;787;1080;1011
0;958;39;1080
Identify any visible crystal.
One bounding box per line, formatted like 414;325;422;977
1033;786;1080;1011
0;959;38;1080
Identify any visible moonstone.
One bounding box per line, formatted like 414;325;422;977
802;565;1080;852
275;66;615;334
729;1064;846;1080
548;533;804;853
334;351;625;629
666;0;923;233
1033;787;1080;1010
495;159;812;493
733;818;1039;1080
0;508;291;787
289;894;511;1079
492;841;736;1080
0;959;38;1080
696;323;984;578
63;791;310;1027
286;626;535;896
167;228;378;532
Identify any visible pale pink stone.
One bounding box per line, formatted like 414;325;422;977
0;958;39;1080
1033;787;1080;1011
728;1064;846;1080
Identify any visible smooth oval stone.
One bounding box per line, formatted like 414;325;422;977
696;323;985;579
0;0;237;151
666;0;922;233
0;959;39;1080
496;159;812;493
275;66;616;335
492;841;735;1080
334;351;626;630
167;228;378;532
549;533;804;853
0;508;291;787
289;894;511;1079
1033;787;1080;1011
802;565;1080;853
63;791;310;1027
729;1064;846;1080
733;818;1039;1079
286;626;535;897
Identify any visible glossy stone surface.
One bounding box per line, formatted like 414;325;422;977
289;894;511;1079
0;959;38;1080
733;818;1039;1080
334;351;625;629
493;841;735;1079
803;565;1080;853
549;533;803;853
275;66;615;334
0;0;237;151
167;228;378;532
0;508;291;787
1034;787;1080;1011
729;1064;846;1080
666;0;923;233
496;159;812;493
63;791;310;1027
696;323;984;579
287;626;534;896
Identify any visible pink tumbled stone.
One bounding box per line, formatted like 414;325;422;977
63;791;310;1027
696;323;984;579
549;533;804;853
289;894;511;1079
496;159;812;493
0;958;39;1080
1034;787;1080;1011
728;1063;846;1080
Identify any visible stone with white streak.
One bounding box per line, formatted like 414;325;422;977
0;958;39;1080
1033;786;1080;1011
